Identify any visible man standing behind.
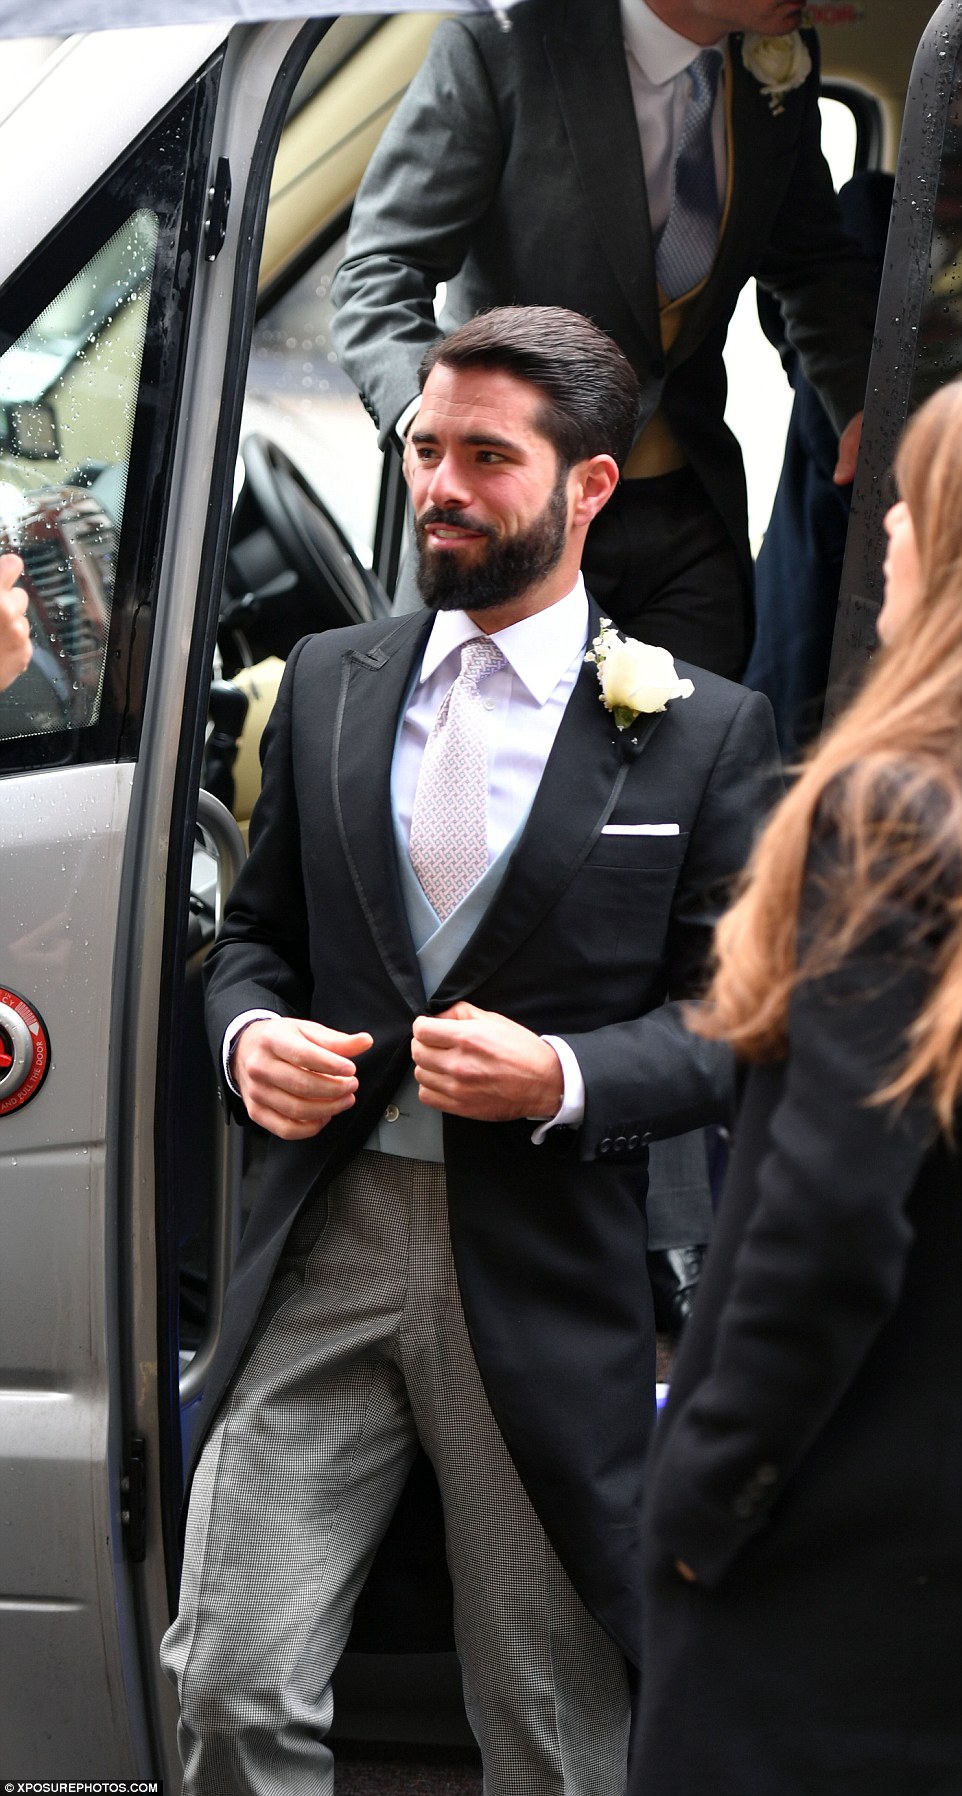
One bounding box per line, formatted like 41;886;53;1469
332;0;878;683
162;307;777;1795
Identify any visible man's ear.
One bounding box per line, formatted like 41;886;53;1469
568;454;620;528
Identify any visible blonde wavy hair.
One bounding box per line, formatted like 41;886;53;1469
694;380;962;1130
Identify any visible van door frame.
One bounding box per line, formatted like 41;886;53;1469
108;19;342;1775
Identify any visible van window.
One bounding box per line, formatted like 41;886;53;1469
0;212;158;743
0;68;222;774
244;231;382;571
725;91;867;552
818;96;861;189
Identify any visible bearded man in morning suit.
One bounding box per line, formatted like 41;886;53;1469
332;0;879;685
161;307;778;1796
331;0;878;1318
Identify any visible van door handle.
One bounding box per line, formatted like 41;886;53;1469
179;789;246;1407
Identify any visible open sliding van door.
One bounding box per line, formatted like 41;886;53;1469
829;0;962;706
0;17;360;1782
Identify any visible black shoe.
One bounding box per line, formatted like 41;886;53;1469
647;1244;708;1341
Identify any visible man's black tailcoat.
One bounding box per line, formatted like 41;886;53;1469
199;605;777;1662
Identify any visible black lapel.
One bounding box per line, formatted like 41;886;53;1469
332;613;433;1015
545;0;661;354
429;603;665;1010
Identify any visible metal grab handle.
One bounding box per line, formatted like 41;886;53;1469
179;789;247;1406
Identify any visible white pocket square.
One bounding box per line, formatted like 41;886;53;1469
601;823;680;836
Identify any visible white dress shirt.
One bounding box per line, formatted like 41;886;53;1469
225;581;591;1135
620;0;728;236
393;580;587;861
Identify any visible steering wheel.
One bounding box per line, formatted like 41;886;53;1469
222;436;390;669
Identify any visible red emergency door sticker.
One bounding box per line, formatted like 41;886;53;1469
0;987;51;1115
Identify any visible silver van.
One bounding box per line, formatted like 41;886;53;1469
0;0;956;1780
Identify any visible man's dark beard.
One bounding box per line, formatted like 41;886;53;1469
414;476;569;613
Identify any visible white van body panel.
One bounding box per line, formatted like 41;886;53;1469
0;21;305;1776
0;762;139;1770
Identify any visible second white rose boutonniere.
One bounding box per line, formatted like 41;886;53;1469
742;30;812;115
586;620;694;732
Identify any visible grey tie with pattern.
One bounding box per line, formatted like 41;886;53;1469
656;47;723;301
409;635;506;919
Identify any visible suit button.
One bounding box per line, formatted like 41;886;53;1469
384;1104;400;1123
641;1130;653;1144
756;1463;778;1487
627;1134;639;1151
732;1492;756;1520
614;1135;627;1154
599;1137;613;1156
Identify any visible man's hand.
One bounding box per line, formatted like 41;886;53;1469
232;1016;373;1140
411;1000;564;1122
832;409;863;486
0;554;31;692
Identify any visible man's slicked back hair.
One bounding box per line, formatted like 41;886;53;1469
419;306;641;471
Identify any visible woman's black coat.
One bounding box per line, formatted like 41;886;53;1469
632;847;962;1796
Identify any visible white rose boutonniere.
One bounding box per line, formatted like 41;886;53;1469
742;30;812;115
586;619;694;731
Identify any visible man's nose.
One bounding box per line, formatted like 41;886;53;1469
426;452;472;510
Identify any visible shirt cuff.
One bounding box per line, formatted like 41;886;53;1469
530;1035;586;1145
222;1009;275;1095
395;395;421;445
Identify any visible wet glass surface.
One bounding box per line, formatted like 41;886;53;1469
0;211;158;742
909;48;962;408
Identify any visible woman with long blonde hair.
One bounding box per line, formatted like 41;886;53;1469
632;382;962;1796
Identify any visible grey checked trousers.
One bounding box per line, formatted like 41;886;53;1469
161;1151;629;1794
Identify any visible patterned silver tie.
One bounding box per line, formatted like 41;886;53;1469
655;47;723;301
409;636;506;919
